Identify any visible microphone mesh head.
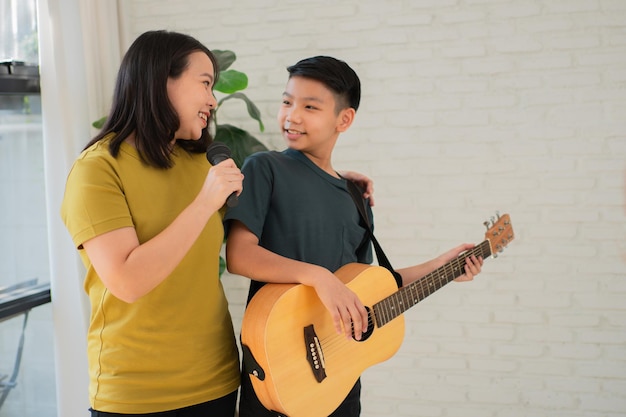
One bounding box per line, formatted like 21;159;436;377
206;142;232;164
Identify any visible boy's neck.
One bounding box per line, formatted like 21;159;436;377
299;150;339;178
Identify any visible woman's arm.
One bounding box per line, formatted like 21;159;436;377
83;158;243;303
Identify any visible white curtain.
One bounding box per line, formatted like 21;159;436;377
37;0;128;415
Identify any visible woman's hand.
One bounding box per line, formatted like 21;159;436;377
339;170;375;206
199;158;244;212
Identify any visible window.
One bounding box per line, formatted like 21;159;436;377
0;0;38;63
0;1;56;416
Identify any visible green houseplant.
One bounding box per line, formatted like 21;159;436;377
93;49;268;168
210;49;268;167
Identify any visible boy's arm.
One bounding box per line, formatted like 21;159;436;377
395;243;483;286
226;220;370;340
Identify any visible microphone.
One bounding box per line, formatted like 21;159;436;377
206;141;239;207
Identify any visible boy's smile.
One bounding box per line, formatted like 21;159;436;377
283;121;306;137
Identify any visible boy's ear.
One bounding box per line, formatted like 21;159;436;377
336;107;356;133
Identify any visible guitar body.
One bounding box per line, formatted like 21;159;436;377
241;263;405;417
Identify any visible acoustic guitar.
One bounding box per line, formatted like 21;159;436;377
241;213;514;417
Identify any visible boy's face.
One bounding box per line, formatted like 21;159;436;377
277;76;354;157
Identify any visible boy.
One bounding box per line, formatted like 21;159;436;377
224;56;483;417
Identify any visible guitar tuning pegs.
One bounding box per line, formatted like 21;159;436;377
495;211;501;219
484;220;491;230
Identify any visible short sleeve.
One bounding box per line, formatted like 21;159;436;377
60;153;134;248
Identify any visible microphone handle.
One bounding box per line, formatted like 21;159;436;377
210;155;239;208
226;192;239;208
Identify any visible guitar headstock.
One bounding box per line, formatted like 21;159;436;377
483;212;514;257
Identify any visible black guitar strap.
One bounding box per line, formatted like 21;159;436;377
346;180;403;288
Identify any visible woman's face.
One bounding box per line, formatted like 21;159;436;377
167;51;217;140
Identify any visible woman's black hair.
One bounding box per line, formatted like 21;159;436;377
84;30;219;168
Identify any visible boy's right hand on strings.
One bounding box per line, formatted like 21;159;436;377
313;271;369;341
200;158;243;211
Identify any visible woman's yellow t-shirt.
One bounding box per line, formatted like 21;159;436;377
60;137;240;413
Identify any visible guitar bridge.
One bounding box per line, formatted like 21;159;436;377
304;324;326;383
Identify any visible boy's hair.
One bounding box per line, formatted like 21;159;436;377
287;56;361;113
85;30;219;168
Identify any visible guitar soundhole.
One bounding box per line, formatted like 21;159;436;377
352;306;375;342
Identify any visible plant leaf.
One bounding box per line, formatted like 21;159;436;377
218;92;265;132
212;50;236;72
219;255;226;277
92;116;107;129
214;124;268;168
214;69;248;94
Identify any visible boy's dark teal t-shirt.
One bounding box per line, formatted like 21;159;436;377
224;149;373;302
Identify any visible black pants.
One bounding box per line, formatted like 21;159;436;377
89;390;238;417
238;372;361;417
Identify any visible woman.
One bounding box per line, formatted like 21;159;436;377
61;30;243;416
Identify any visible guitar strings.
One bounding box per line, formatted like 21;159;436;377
318;280;433;353
318;245;489;356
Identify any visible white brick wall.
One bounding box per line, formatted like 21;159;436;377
123;1;626;416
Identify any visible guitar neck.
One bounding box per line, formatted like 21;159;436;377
373;240;492;327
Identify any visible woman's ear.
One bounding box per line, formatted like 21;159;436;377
336;107;356;133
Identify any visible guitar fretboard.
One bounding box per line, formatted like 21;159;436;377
373;240;492;327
